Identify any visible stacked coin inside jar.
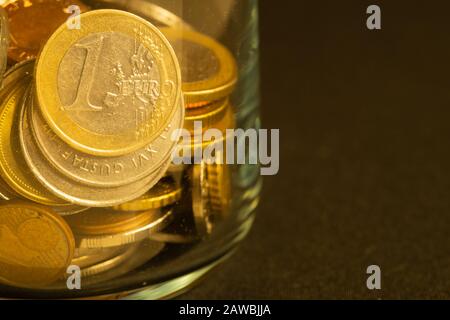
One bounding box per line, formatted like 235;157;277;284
0;0;236;290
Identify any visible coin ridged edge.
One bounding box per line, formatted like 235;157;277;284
35;9;182;156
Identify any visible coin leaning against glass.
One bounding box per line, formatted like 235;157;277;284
191;151;232;236
31;92;185;188
19;88;174;207
191;161;212;235
0;79;68;206
0;201;75;288
35;9;182;157
205;153;232;218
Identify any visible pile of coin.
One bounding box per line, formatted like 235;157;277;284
0;0;236;291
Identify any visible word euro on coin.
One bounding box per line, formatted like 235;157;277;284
35;9;182;156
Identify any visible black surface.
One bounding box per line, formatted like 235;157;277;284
182;0;450;299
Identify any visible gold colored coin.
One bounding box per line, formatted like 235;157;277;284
52;204;90;216
79;242;139;278
0;201;75;288
191;150;231;236
72;246;126;269
74;207;174;251
35;9;182;156
193;102;235;146
161;28;237;105
150;232;197;244
82;239;164;286
177;102;235;156
184;98;229;132
20;94;173;207
4;0;90;63
191;161;211;235
205;153;231;217
53;239;164;289
65;207;164;235
0;81;67;205
85;0;194;29
113;176;182;212
31;92;185;188
185;101;212;109
0;60;32;201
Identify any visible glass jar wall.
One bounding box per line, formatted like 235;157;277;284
0;0;261;299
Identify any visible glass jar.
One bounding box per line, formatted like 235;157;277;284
0;0;261;299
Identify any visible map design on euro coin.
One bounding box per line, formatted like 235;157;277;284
58;31;163;137
36;10;181;156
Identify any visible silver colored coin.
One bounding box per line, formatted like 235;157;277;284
74;207;174;251
150;232;197;244
74;246;121;258
37;11;181;157
31;93;184;188
19;88;172;207
52;205;91;216
81;239;164;286
51;239;164;289
72;246;127;269
80;243;139;278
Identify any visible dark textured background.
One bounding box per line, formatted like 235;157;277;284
182;0;450;299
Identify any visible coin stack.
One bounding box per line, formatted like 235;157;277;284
0;1;236;291
161;26;237;236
